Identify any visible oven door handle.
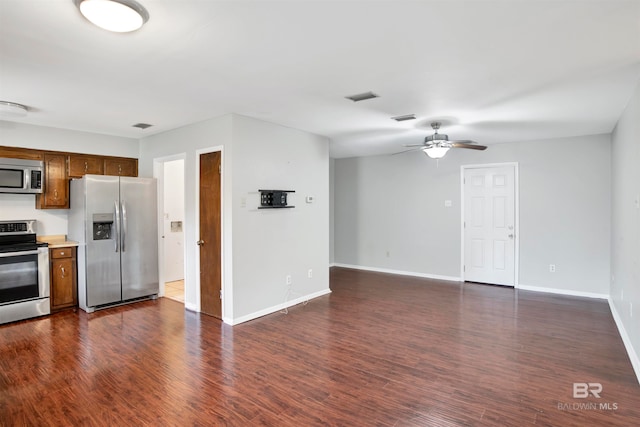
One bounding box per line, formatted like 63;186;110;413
0;250;40;258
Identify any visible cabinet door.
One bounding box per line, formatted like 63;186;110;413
37;153;69;209
68;155;104;178
104;158;137;177
51;256;77;310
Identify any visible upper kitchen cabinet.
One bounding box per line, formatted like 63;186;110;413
0;146;44;161
36;153;69;209
104;158;137;177
68;154;103;178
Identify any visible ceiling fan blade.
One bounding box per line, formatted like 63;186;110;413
451;142;487;150
391;147;424;155
402;143;428;147
449;139;476;144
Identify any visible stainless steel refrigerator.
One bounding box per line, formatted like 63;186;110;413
69;175;159;312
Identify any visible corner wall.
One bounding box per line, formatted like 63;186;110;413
333;134;611;296
610;80;640;382
138;115;233;314
138;114;330;324
230;115;330;322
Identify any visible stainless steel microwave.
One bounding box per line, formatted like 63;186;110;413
0;158;43;194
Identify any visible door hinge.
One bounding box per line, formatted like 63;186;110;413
463;265;466;272
218;164;221;174
219;289;222;299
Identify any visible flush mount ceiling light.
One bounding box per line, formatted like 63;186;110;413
74;0;149;33
0;101;28;118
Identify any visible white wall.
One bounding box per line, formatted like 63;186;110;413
139;114;330;323
333;134;611;295
230;115;330;321
610;80;640;381
329;157;335;265
139;115;233;314
0;121;139;235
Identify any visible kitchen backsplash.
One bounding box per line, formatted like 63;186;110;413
0;193;68;235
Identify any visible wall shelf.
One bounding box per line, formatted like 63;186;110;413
258;189;295;209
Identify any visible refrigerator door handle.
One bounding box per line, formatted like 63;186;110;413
114;200;120;253
121;200;127;252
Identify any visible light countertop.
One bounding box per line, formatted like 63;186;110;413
37;235;79;248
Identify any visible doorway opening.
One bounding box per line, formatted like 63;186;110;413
154;156;186;304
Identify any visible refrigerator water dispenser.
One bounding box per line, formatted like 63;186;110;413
92;213;113;241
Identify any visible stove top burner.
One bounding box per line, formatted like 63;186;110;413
0;220;39;252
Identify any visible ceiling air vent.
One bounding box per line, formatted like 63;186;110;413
345;91;379;102
132;123;153;129
391;114;416;122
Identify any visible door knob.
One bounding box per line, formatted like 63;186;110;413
196;240;205;246
508;234;514;239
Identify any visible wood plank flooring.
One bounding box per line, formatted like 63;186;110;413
1;267;639;426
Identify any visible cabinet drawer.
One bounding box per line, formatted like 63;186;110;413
51;247;74;259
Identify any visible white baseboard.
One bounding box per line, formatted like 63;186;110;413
517;284;608;299
184;302;198;312
227;288;332;325
332;263;461;282
608;298;640;385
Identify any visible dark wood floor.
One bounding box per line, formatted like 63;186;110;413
1;267;639;426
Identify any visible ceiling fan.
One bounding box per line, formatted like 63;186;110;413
398;122;487;159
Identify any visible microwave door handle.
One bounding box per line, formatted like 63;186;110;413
24;169;30;191
114;200;120;253
121;200;127;252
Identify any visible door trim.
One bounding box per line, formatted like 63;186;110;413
153;153;186;301
460;162;519;287
195;146;226;319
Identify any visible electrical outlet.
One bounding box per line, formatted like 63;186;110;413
286;275;292;285
549;264;556;273
307;269;313;278
386;251;390;258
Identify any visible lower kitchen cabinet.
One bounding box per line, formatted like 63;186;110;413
50;247;77;312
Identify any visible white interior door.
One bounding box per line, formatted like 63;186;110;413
463;164;516;286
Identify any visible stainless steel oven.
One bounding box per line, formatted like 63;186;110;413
0;220;50;324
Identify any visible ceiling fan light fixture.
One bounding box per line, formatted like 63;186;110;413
423;145;450;159
74;0;149;33
0;101;28;118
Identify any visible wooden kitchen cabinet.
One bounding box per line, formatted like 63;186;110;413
0;145;43;161
104;158;137;177
50;247;77;312
68;154;104;178
36;153;69;209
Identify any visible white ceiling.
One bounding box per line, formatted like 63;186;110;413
1;0;639;158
